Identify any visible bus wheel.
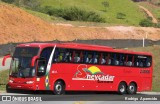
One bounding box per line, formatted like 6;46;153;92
118;82;127;95
6;84;12;93
54;81;65;95
127;83;137;94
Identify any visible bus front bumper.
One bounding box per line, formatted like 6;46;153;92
7;82;36;91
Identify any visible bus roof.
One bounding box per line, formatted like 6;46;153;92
17;43;152;56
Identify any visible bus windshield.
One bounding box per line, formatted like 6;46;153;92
10;47;39;78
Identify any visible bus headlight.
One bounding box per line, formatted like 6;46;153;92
26;81;34;84
9;80;13;83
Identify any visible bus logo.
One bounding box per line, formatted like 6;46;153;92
72;64;115;82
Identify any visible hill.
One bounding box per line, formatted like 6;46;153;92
39;0;146;26
138;1;160;22
0;3;57;43
0;3;160;45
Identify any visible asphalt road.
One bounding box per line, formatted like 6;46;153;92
0;91;160;101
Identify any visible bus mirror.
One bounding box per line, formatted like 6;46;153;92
31;56;38;67
2;54;11;66
38;66;45;73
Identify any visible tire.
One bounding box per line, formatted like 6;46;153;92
118;82;127;95
127;83;137;94
53;81;65;95
6;84;13;93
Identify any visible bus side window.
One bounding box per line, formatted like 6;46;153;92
40;47;53;63
74;50;81;63
134;55;151;68
64;49;72;62
119;54;126;66
57;48;67;62
53;48;59;63
134;56;139;67
82;51;85;63
106;53;111;65
83;51;89;63
140;57;148;67
79;51;83;63
115;54;120;66
99;53;106;65
126;55;133;67
111;53;120;66
88;52;93;63
89;52;98;64
146;56;152;67
59;52;63;62
71;51;75;62
139;60;144;67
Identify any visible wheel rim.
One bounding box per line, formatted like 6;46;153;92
129;85;135;92
120;85;125;93
55;84;62;93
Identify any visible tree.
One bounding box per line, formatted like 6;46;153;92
101;1;109;12
23;0;40;10
1;0;15;3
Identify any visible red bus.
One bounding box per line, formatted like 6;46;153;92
2;43;153;95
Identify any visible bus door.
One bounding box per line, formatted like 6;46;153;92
36;47;54;90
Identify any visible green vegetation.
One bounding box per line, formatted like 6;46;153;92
116;13;126;19
139;19;160;28
130;45;160;92
2;0;41;10
138;2;160;22
39;0;146;26
101;1;109;12
23;8;58;22
1;0;147;26
1;0;14;4
139;19;153;27
0;70;9;91
41;6;105;22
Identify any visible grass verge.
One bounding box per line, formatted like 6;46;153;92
0;69;9;91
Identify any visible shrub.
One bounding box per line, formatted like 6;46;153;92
157;2;160;6
155;23;160;28
147;16;153;21
2;0;41;10
116;13;126;19
42;6;106;23
101;1;109;12
62;7;105;22
23;0;41;11
139;19;153;27
41;6;63;16
1;0;14;3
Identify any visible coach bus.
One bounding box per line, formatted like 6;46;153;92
2;43;152;95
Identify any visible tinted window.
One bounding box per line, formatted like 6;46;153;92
53;48;71;62
52;47;152;68
134;55;152;67
13;47;39;58
40;47;53;64
126;55;134;67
